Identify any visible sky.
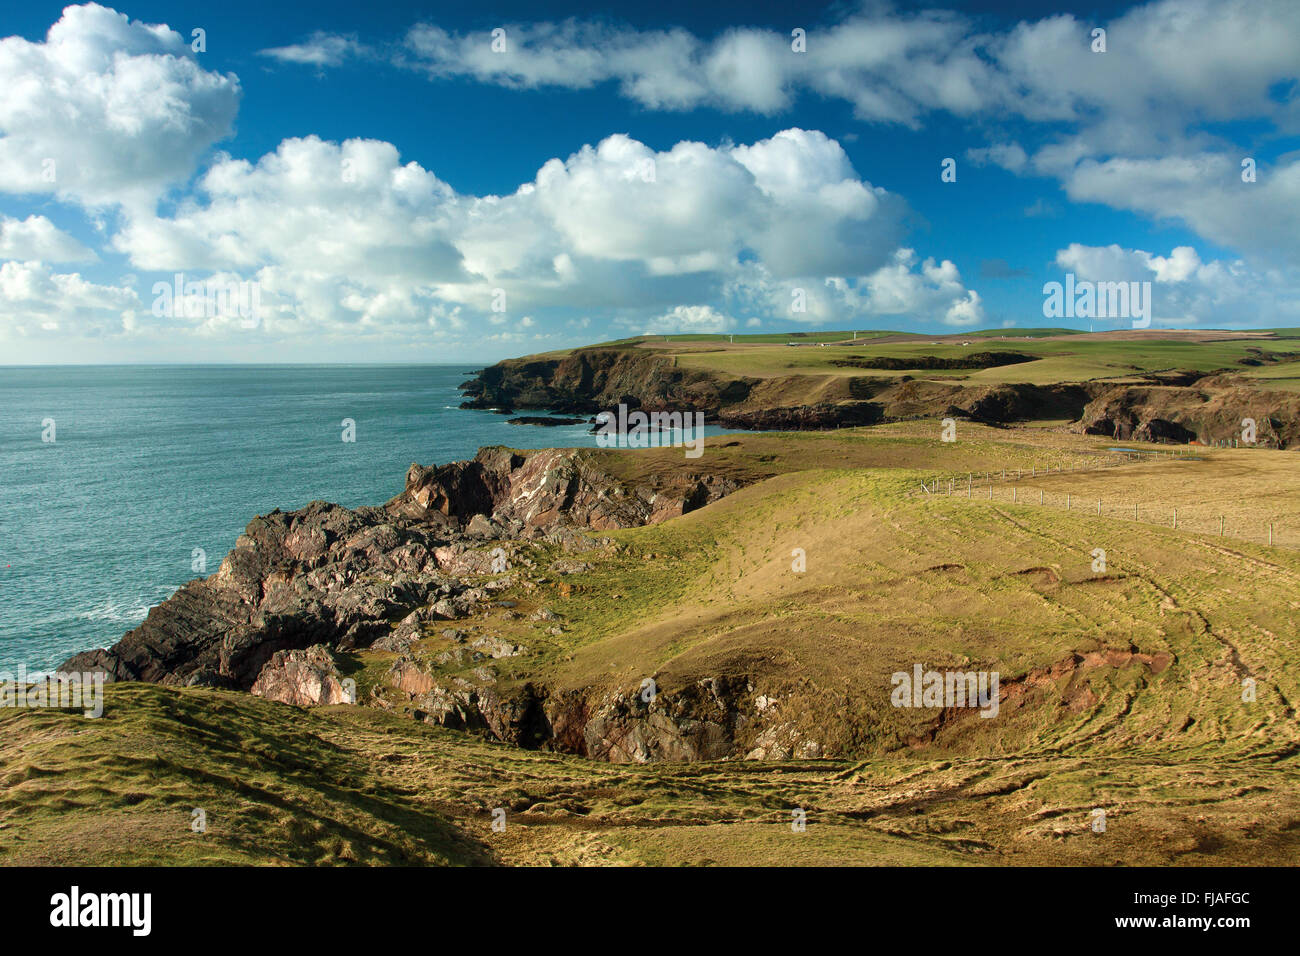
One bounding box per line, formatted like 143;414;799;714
0;0;1297;363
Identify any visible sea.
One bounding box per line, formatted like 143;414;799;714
0;365;723;674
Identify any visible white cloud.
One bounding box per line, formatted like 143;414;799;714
259;32;366;67
0;3;240;208
965;143;1028;173
392;14;1002;124
0;215;95;262
312;1;1300;266
1054;242;1300;326
312;0;1300;138
643;304;735;334
0;260;138;335
1060;154;1300;265
108;129;972;340
728;249;984;328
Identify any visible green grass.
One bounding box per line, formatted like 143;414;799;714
5;423;1299;866
672;334;1300;383
511;328;1300;389
0;685;488;865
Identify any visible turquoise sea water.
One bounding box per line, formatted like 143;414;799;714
0;365;720;674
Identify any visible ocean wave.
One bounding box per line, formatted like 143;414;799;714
76;586;178;624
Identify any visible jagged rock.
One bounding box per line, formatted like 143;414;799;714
57;446;750;709
428;599;458;620
1074;381;1300;447
465;514;497;538
459;348;740;416
250;645;353;706
371;629;420;653
471;634;525;659
435;647;483;666
550;559;592;575
388;656;438;696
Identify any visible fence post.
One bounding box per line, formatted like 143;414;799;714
1270;523;1274;546
1067;494;1071;509
1098;499;1102;516
1013;487;1017;503
1173;508;1177;530
1220;515;1224;536
1135;503;1139;520
1040;490;1044;505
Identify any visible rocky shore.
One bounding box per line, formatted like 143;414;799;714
58;445;766;762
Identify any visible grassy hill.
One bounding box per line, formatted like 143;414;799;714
4;422;1297;865
634;328;1300;385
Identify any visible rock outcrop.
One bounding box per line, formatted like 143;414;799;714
460;347;753;415
393;446;740;531
58;447;746;691
251;644;354;706
392;668;761;763
1074;379;1300;447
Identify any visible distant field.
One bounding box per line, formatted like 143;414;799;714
651;331;1300;385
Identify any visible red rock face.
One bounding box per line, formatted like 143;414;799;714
393;446;740;533
251;645;353;706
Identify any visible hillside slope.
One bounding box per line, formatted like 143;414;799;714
10;423;1299;865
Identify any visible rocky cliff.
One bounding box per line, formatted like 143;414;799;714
1073;376;1300;447
462;349;1108;430
59;446;741;691
462;347;1300;444
459;347;754;415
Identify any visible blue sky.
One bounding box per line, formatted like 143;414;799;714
0;0;1297;362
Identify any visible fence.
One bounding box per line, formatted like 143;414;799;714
912;449;1292;550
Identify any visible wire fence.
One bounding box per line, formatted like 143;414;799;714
911;450;1294;550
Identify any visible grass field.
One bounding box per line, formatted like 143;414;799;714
3;421;1297;866
537;328;1300;391
652;331;1300;385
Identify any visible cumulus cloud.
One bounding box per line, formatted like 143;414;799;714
0;215;95;262
0;3;240;208
1054;243;1300;326
1060;154;1300;265
726;249;985;328
642;305;736;334
0;260;138;335
109;129;969;338
255;1;1300;274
